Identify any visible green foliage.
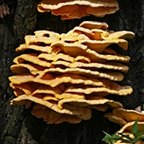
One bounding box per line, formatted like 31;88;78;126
102;132;121;144
102;121;144;144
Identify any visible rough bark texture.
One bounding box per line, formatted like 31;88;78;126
0;0;144;144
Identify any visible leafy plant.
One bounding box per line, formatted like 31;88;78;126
102;120;144;144
102;131;121;144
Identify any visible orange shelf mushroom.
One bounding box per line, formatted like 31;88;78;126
37;0;119;20
105;108;144;143
9;21;135;124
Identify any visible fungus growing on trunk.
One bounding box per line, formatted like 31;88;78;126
9;21;134;124
105;108;144;143
37;0;119;20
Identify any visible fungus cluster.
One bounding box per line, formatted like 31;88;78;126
37;0;119;20
105;108;144;143
9;21;135;124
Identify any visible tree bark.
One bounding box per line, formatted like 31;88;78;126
0;0;144;144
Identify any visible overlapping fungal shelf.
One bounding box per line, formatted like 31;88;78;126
9;21;135;124
105;108;144;143
37;0;119;20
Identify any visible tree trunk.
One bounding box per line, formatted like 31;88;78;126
0;0;144;144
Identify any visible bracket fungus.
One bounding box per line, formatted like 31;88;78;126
37;0;119;20
9;21;135;124
114;122;144;144
105;108;144;143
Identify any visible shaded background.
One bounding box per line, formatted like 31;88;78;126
0;0;144;144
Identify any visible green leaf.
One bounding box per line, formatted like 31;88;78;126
102;131;122;144
102;132;113;144
132;120;139;136
134;131;144;138
111;134;121;140
141;135;144;140
134;135;144;142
